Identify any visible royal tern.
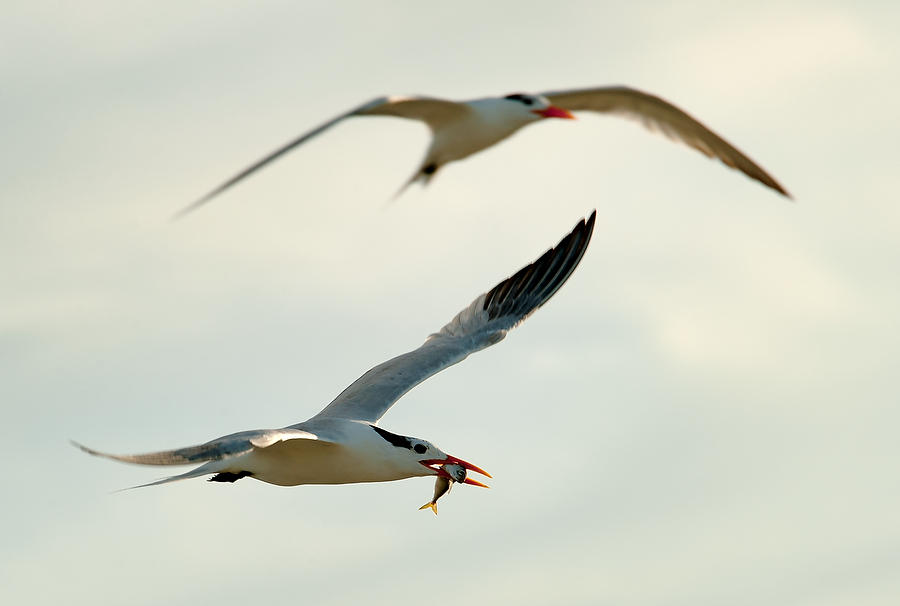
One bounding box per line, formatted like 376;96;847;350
175;86;789;218
75;211;596;510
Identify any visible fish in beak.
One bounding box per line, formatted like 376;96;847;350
418;457;491;514
419;473;453;515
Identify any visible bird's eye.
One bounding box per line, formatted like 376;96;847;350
414;444;427;454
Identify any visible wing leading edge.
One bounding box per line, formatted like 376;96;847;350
314;210;597;424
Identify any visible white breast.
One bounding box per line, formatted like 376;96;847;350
229;420;427;487
428;98;536;165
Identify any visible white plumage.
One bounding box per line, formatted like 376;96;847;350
76;211;596;502
175;86;789;218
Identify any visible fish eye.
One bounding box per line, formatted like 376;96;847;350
414;444;427;454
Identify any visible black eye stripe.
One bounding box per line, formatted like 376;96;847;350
504;93;533;106
370;425;412;449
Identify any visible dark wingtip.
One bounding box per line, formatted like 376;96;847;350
764;175;792;200
170;194;214;222
482;209;596;320
71;439;93;455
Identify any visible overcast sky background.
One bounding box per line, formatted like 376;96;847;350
2;1;899;604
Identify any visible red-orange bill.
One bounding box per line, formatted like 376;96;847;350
463;477;490;488
420;455;492;480
533;105;575;119
443;455;492;479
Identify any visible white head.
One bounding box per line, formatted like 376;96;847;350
369;425;491;486
500;92;576;122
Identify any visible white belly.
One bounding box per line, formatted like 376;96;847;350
432;113;524;165
230;438;420;487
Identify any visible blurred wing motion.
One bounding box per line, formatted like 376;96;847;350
542;86;790;197
313;210;597;424
174;96;469;218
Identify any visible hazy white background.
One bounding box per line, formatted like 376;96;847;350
2;1;898;604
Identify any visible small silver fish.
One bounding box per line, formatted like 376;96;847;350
418;463;467;515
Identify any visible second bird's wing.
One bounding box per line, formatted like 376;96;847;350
312;210;596;424
175;95;470;218
541;86;789;197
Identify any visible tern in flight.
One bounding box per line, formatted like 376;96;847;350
175;85;789;218
76;211;596;511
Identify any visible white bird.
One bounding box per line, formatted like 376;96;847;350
75;211;596;508
175;86;789;218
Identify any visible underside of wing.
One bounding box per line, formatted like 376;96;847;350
542;86;789;197
313;210;596;424
72;427;321;467
355;95;471;130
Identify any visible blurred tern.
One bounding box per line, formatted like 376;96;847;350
76;211;596;510
176;85;789;218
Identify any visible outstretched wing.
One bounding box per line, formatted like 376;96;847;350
72;427;321;466
541;86;789;197
313;211;596;424
174;95;469;218
73;428;329;488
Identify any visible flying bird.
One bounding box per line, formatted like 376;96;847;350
175;86;789;218
76;211;597;510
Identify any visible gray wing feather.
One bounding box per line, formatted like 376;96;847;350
71;427;319;467
174;95;467;218
355;95;470;128
313;210;596;424
542;86;790;197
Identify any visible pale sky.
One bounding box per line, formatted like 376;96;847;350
2;2;899;605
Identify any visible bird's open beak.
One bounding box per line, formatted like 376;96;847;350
532;106;575;120
419;455;492;487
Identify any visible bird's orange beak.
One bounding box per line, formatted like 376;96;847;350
532;105;575;120
420;455;492;487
